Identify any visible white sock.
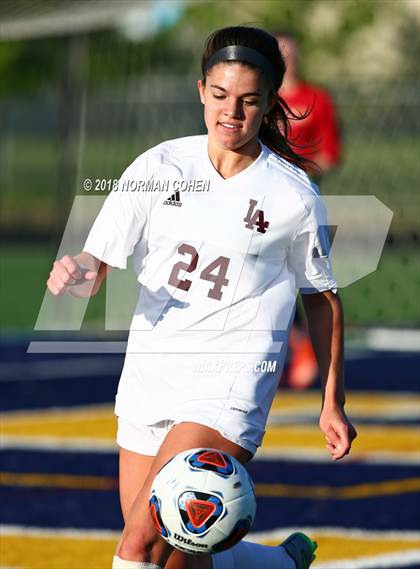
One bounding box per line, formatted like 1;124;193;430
112;556;161;569
211;541;295;569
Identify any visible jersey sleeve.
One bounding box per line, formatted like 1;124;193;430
83;155;149;269
287;188;337;294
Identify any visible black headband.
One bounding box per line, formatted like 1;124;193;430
204;45;277;89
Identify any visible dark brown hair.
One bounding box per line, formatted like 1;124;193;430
201;26;311;172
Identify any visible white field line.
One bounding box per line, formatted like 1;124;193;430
366;328;420;352
267;412;419;424
0;525;120;539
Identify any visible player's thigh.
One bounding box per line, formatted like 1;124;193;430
158;421;253;465
119;448;154;522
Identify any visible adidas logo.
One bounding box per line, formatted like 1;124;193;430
163;190;182;207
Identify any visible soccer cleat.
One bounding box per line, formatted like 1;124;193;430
280;532;317;569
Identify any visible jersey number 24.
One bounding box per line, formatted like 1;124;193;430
168;243;230;301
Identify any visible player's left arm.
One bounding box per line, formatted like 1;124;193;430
301;289;357;460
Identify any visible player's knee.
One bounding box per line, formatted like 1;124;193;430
117;524;161;560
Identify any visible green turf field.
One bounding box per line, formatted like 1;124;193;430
0;245;107;331
1;244;418;331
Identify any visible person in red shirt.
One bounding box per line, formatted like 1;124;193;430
275;30;342;388
276;30;341;176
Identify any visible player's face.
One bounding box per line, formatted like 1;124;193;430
197;62;274;153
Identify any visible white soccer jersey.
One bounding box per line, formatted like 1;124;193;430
83;135;336;451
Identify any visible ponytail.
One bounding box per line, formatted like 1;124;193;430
259;94;317;173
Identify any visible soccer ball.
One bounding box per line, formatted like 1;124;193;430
149;448;257;555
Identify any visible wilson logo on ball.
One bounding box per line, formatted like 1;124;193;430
173;534;208;549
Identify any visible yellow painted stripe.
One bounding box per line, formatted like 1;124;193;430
1;405;419;455
1;531;420;567
262;424;420;454
2;471;419;500
1;534;117;569
255;477;420;499
271;391;420;416
0;472;117;491
0;407;116;440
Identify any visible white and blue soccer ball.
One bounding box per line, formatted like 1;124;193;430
149;448;257;555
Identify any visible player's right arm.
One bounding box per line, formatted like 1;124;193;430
47;152;150;298
46;252;109;298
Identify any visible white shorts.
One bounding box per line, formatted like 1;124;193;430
116;416;258;456
117;418;179;456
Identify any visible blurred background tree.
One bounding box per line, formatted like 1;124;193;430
0;0;418;92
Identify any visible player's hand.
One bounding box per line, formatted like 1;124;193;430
319;404;357;461
47;255;98;296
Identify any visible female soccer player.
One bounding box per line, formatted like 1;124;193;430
47;26;357;569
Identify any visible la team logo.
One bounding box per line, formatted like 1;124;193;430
163;190;182;207
243;199;269;233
